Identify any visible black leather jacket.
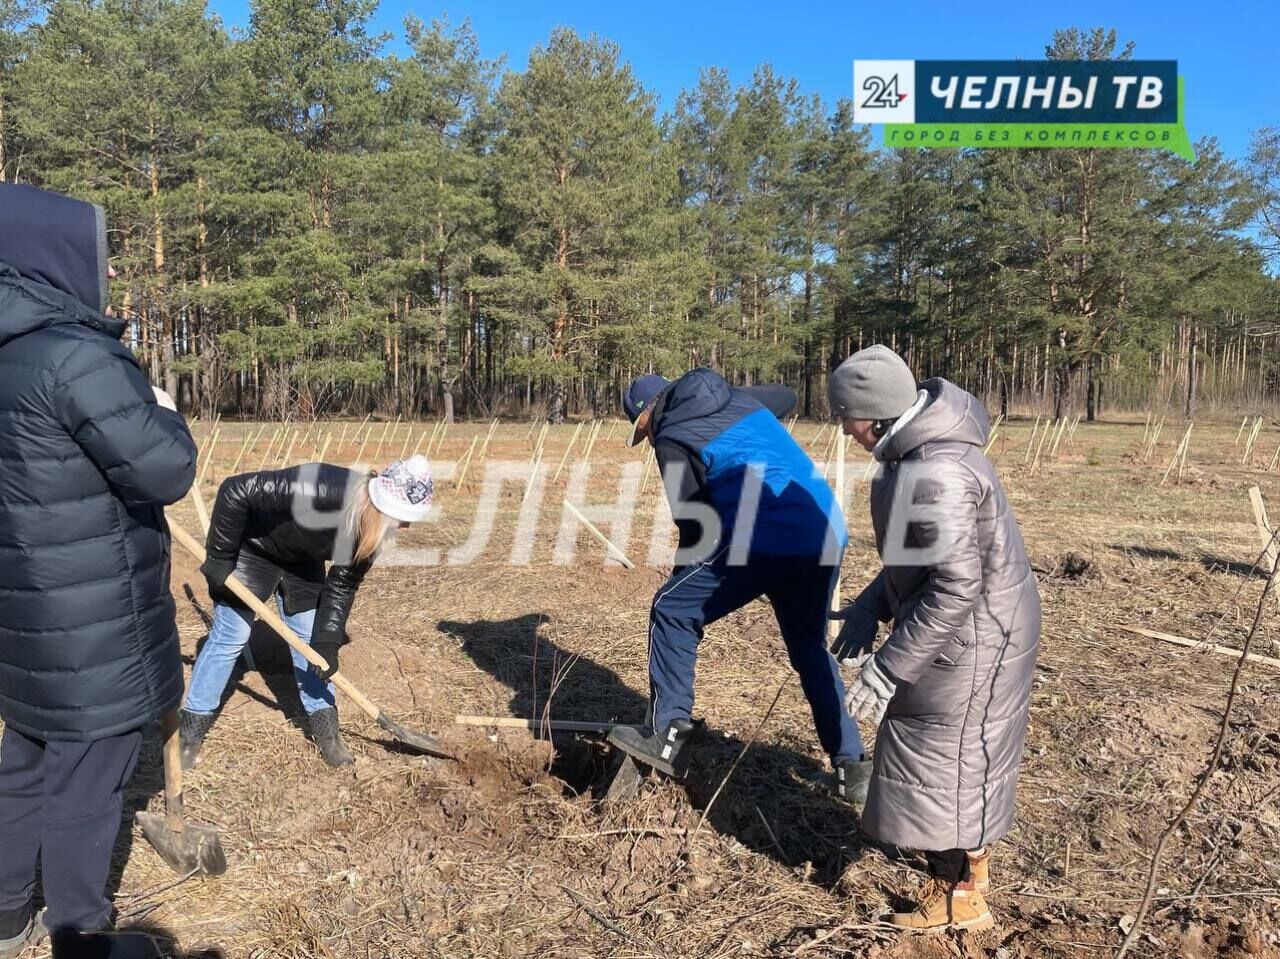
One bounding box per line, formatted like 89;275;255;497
205;464;374;641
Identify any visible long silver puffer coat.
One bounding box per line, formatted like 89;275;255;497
856;378;1040;851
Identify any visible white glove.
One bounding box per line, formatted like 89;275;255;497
152;387;177;412
845;653;897;725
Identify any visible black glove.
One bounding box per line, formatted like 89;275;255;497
309;630;346;681
201;554;237;602
829;603;880;664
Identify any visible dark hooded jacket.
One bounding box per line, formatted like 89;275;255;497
0;184;196;741
855;378;1040;851
649;368;847;561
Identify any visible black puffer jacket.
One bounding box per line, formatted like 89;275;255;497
0;184;196;741
204;464;375;643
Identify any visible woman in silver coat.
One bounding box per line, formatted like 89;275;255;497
829;345;1041;933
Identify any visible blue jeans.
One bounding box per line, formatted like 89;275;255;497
648;548;865;763
184;598;336;716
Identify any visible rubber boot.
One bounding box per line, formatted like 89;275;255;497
832;757;873;809
308;707;355;767
607;719;695;777
178;708;217;771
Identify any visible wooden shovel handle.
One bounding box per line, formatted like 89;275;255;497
167;518;382;722
160;707;186;831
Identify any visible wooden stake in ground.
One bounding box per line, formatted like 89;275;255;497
375;416;398;459
1030;418;1053;472
639;445;657;494
982;413;1004;456
1048;416;1069;459
553;422;585;482
315;435;332;465
278;428;299;468
1143;416;1165;464
431;420;450;457
352;422;374;465
478;419;499;462
810;422;829;451
1160;423;1193;485
563;500;635;569
1023;415;1042;463
1242;416;1264;467
1235;415;1249;445
579;420;602;465
828;430;846;641
196;428;221;487
454;436;479;490
523;454;543;504
1248;487;1280;610
1142;411;1153;446
821;426;840;482
530;422;549;463
228;432;255;476
256;426;283;471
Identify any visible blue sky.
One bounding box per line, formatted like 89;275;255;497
208;0;1274;160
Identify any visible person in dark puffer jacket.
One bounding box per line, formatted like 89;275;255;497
0;184;196;957
179;455;434;769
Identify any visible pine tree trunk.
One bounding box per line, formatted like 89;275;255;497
1185;323;1197;420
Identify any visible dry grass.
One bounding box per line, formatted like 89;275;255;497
7;413;1280;958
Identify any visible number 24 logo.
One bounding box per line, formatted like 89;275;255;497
861;75;906;109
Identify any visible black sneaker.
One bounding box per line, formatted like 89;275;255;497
607;719;695;777
833;757;873;808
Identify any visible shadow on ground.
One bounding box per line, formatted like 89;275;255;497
441;612;869;889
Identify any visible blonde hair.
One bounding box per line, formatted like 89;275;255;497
347;477;393;565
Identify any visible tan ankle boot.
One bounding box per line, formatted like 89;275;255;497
968;848;990;892
888;877;994;933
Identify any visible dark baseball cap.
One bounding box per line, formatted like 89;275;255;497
622;374;670;446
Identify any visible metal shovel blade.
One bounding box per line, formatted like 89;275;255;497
136;811;227;878
604;754;644;803
377;711;458;760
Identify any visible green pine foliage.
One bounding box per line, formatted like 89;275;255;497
1;11;1275;419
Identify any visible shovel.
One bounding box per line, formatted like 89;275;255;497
167;518;457;761
136;708;228;877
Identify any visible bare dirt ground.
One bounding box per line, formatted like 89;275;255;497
8;414;1280;958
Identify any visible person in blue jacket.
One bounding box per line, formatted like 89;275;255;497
609;369;871;803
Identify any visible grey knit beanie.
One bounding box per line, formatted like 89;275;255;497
828;345;918;420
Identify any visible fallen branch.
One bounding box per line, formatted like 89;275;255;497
560;885;662;954
1112;624;1280;670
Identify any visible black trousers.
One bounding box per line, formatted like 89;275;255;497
925;848;972;884
0;725;142;933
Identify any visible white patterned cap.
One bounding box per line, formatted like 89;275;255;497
368;455;434;523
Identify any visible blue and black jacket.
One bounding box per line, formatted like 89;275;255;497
650;368;848;563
